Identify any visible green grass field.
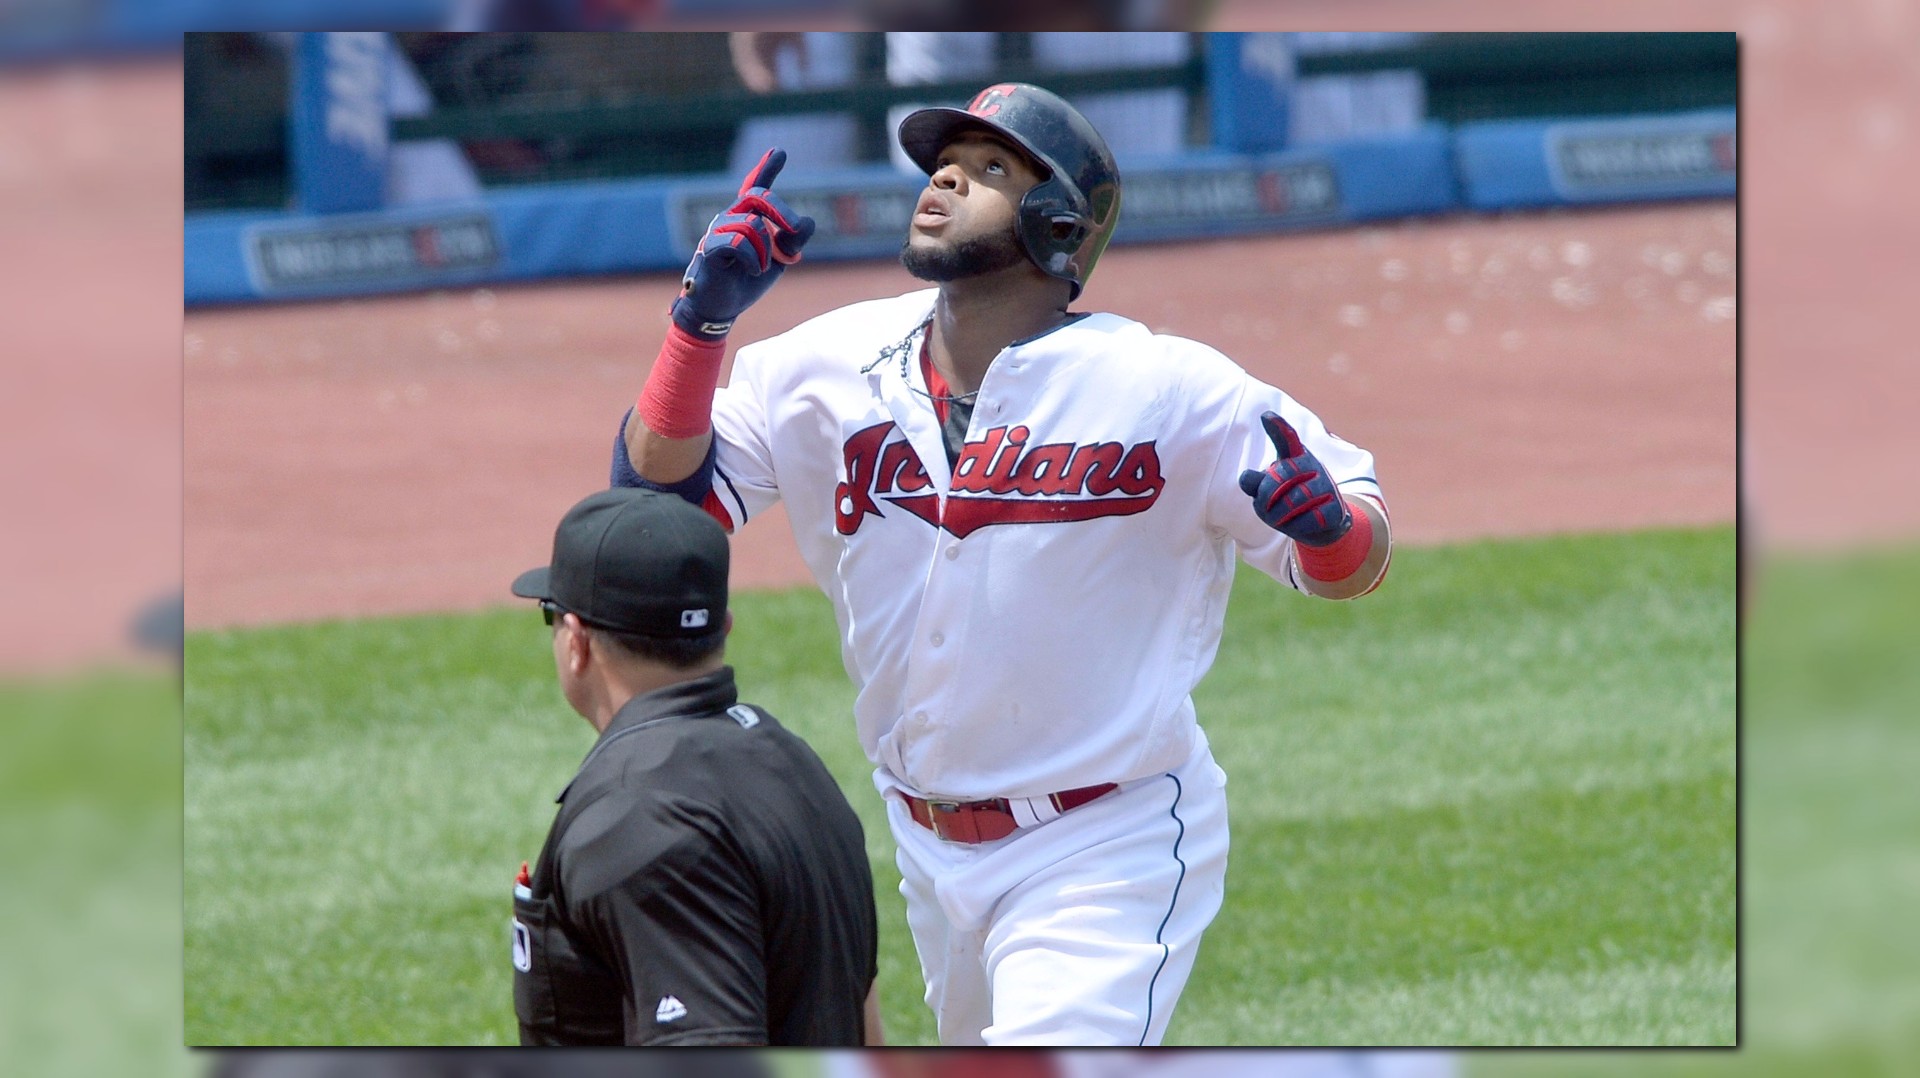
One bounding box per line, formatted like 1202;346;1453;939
184;527;1736;1046
2;673;185;1077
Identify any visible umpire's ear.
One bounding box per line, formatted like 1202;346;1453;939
723;611;735;637
562;613;593;676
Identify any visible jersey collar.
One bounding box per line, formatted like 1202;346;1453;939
563;667;742;797
603;666;738;736
1009;310;1091;348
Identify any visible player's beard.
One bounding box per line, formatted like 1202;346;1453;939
900;225;1027;282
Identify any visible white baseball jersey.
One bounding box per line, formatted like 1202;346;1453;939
699;288;1382;801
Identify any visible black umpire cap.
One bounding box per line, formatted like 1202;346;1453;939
512;488;727;637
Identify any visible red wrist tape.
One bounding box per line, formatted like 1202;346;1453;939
635;325;726;439
1298;501;1375;582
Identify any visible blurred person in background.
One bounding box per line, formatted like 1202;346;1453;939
730;27;1201;178
507;488;880;1045
248;31;484;205
1025;31;1191;160
881;31;1193;169
401;33;742;182
1282;32;1427;146
728;31;865;176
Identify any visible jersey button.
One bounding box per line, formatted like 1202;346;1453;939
930;632;945;647
944;546;959;560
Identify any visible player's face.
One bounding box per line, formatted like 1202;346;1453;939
900;132;1045;282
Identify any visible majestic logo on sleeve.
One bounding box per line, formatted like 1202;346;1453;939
834;422;1164;538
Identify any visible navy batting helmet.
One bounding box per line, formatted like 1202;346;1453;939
898;83;1121;299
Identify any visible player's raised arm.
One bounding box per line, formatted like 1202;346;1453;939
1237;410;1392;600
619;148;815;493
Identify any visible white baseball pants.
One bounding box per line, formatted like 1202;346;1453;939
886;732;1230;1045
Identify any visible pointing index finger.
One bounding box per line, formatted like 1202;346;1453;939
739;147;788;196
1259;411;1306;460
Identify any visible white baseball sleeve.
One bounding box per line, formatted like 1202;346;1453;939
705;343;784;532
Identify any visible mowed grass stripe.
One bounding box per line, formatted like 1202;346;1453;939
1178;772;1733;1045
186;526;1734;1045
1204;951;1734;1046
1208;528;1732;822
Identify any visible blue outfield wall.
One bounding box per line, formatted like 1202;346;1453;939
185;127;1458;306
185;179;684;304
184;111;1736;306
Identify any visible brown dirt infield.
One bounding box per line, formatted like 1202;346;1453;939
1;60;182;672
185;200;1735;631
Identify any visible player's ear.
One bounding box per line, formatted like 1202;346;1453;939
723;610;735;637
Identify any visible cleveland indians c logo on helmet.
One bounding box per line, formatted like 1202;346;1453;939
968;84;1018;118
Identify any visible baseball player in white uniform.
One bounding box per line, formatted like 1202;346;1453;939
613;84;1392;1045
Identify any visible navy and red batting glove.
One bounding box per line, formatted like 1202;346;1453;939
1238;410;1353;548
670;148;817;340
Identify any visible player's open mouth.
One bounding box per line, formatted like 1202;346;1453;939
913;194;950;230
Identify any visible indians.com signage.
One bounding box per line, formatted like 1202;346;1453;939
1548;116;1737;197
246;214;500;292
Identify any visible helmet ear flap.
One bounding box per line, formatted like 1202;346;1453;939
1017;180;1092;289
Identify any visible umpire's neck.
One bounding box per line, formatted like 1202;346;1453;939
930;269;1072;397
559;615;729;734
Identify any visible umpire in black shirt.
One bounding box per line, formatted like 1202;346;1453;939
508;487;879;1045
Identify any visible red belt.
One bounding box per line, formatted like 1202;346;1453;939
902;783;1119;844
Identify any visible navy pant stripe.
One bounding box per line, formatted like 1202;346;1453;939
1139;773;1188;1045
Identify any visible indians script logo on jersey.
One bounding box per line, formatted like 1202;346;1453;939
834;422;1164;538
